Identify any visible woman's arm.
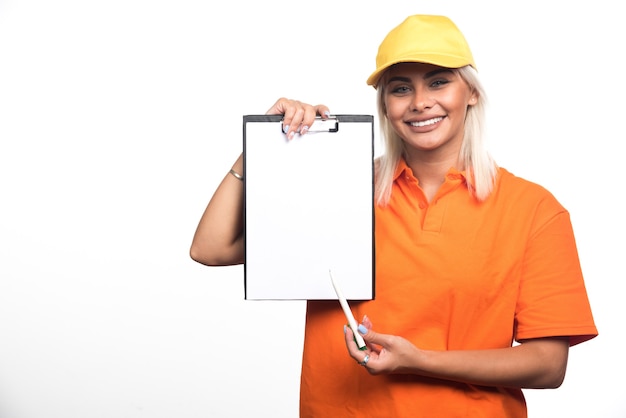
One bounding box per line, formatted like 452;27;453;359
347;323;570;389
189;154;245;266
412;337;569;389
189;98;330;266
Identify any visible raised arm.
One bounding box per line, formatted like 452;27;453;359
189;153;246;266
189;98;330;266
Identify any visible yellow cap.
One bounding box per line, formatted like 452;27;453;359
366;15;476;87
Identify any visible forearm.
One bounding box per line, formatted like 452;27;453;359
413;337;569;389
190;154;245;266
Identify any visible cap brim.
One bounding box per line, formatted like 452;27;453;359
366;55;475;87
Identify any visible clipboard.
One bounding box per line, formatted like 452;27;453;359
243;114;375;300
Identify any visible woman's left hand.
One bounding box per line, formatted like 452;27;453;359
344;316;423;375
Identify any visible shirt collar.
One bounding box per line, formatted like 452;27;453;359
393;158;469;183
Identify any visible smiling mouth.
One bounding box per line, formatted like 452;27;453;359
409;117;443;127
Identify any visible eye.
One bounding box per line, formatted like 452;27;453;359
430;79;450;88
389;85;411;95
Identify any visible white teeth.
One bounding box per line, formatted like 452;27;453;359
410;117;443;127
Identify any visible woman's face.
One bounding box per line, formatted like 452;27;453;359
383;63;477;158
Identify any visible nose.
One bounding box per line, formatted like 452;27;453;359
411;88;432;112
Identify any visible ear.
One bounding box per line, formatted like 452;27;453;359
468;92;478;106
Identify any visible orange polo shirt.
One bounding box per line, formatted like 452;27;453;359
299;160;597;417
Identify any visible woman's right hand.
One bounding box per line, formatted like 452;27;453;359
266;98;331;140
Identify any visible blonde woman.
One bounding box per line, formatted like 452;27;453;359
190;15;597;417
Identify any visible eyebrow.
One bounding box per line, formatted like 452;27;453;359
387;68;455;84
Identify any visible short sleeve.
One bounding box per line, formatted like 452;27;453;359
515;195;598;346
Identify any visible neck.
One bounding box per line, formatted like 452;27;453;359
404;150;461;202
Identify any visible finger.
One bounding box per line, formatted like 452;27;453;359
343;324;359;350
361;315;373;329
356;317;381;353
298;104;331;136
357;352;371;367
344;326;375;369
293;101;334;135
314;104;331;119
344;324;369;358
356;324;389;350
297;104;317;135
282;101;312;140
265;98;301;140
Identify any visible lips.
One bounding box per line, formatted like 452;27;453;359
409;117;443;127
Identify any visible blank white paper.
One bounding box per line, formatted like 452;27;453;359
243;115;374;300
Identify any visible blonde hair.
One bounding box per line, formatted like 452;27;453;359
374;65;497;206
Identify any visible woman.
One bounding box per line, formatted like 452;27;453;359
190;14;597;417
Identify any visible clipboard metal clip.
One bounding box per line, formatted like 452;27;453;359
281;116;339;134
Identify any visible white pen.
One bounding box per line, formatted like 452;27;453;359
329;270;367;350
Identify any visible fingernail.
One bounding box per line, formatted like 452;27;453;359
283;125;289;134
288;131;295;140
358;324;367;334
323;111;330;118
343;324;347;334
300;125;309;134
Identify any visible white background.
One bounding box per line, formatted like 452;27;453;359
0;1;623;417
